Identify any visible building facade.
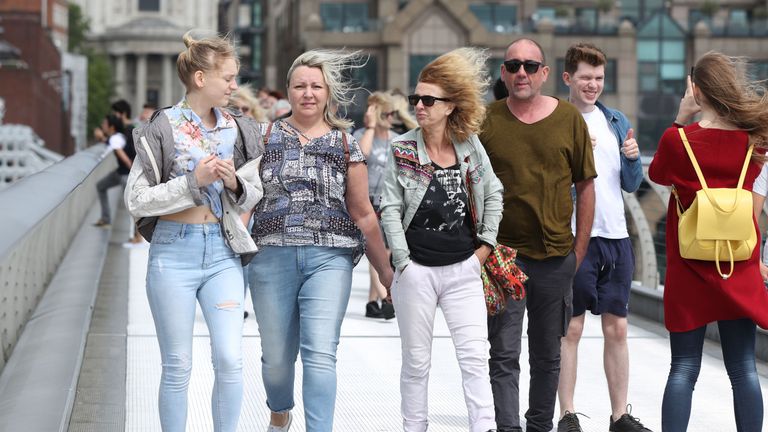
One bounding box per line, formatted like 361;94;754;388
0;0;75;155
248;0;768;152
71;0;220;113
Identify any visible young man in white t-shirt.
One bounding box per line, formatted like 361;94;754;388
556;43;652;432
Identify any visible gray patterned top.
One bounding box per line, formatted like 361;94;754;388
252;120;365;249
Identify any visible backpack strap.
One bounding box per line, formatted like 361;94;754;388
679;127;754;214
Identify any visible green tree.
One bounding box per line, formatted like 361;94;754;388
68;3;113;142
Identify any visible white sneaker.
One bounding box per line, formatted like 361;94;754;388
266;411;292;432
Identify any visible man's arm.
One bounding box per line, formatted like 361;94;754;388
573;178;595;268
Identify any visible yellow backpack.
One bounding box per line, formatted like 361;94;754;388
672;128;756;279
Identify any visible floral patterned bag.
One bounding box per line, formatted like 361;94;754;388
464;156;528;315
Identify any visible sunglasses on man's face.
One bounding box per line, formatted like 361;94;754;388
407;94;451;107
503;59;543;74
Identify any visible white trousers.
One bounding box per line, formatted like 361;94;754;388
392;254;496;432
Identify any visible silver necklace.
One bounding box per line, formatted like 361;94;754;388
283;120;312;141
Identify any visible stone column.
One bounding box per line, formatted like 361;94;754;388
136;54;147;111
115;54;126;99
162;54;174;107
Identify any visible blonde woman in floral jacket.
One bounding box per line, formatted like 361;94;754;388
124;31;262;432
379;48;503;432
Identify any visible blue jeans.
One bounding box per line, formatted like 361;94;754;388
146;221;245;432
662;319;764;432
248;245;353;432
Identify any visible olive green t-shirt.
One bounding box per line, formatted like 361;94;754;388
479;98;596;260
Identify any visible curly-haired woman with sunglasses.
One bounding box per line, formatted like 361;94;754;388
380;47;503;432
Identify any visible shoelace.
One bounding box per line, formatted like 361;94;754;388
620;413;649;430
561;411;589;432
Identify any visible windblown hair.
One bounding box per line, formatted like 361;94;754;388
564;43;606;75
367;91;395;116
389;91;417;131
229;84;268;122
691;51;768;157
177;30;239;89
286;49;365;130
418;47;490;142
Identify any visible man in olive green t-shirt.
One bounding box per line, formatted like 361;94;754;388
479;38;596;432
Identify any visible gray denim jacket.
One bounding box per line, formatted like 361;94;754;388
124;108;264;256
379;128;504;271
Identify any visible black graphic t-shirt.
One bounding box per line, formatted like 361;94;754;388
405;162;476;266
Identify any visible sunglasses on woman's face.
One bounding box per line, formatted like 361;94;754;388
407;94;451;107
503;59;543;74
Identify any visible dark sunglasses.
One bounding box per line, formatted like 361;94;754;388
503;59;543;74
407;94;451;107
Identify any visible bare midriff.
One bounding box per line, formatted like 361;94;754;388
160;206;219;224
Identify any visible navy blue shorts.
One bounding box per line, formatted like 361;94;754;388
572;237;634;317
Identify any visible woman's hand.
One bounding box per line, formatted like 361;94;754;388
675;75;700;125
475;244;493;266
216;158;239;191
760;262;768;285
378;266;394;290
363;105;378;129
194;154;221;187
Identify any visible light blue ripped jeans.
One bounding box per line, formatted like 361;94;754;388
146;220;244;432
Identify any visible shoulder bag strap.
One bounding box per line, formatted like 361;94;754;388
678;127;754;211
341;130;350;164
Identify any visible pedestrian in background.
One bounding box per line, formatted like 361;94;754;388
649;51;768;432
353;90;398;320
125;31;263;432
247;49;393;432
93;112;131;228
380;47;503;432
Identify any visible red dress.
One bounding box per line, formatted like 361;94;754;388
648;123;768;332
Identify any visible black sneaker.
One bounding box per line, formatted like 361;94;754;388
365;301;383;318
380;299;395;319
557;411;584;432
609;405;652;432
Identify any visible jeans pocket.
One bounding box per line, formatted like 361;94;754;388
152;229;180;245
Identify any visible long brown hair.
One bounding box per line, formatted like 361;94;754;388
691;51;768;157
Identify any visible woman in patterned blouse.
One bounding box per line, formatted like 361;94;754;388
247;49;393;432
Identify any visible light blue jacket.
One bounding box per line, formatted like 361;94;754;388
379;128;504;271
596;101;643;193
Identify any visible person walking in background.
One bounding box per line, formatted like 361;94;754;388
389;89;418;135
556;42;651;432
125;31;263;432
380;47;503;432
230;84;269;122
354;90;397;319
479;38;596;432
247;49;393;432
93;112;132;228
649;51;768;432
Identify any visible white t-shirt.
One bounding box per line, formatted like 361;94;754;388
753;163;768;197
575;107;628;239
100;132;126;158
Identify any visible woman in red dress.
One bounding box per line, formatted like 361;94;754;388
649;51;768;432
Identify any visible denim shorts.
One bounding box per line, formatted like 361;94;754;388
572;237;634;317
